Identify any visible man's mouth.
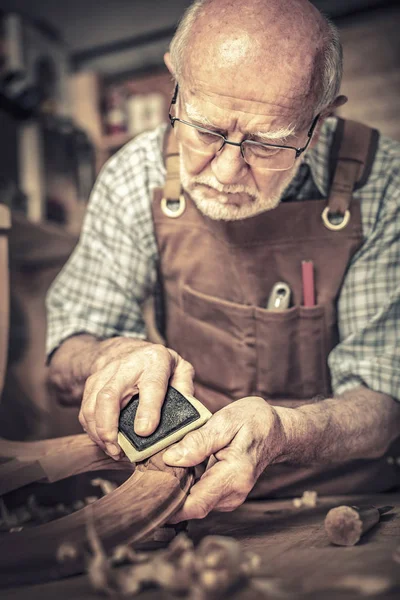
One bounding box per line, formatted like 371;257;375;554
194;183;254;205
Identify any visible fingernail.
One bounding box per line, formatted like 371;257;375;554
164;447;184;463
106;443;120;456
135;418;151;435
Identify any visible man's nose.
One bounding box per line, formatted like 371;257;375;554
211;142;248;185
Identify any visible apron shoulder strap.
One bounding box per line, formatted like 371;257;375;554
163;129;181;201
327;118;379;215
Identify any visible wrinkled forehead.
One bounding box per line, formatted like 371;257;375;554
181;42;319;127
178;69;317;134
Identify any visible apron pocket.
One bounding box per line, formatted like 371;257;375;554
255;305;329;400
170;284;256;399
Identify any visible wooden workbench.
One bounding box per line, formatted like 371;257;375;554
1;492;400;599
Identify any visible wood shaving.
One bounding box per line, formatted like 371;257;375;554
55;503;72;516
333;574;394;596
293;490;318;508
251;577;291;597
0;498;17;529
27;495;47;523
85;496;99;505
84;522;282;599
393;545;400;564
0;489;106;533
91;478;117;496
57;542;78;563
0;496;85;531
241;551;262;577
110;545;149;566
85;509;116;594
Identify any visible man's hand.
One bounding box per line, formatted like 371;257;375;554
162;389;400;523
162;397;284;522
78;339;194;459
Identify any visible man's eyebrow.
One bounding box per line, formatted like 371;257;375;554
184;102;216;127
251;124;297;143
184;101;297;142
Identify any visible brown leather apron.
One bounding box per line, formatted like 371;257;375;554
151;119;399;497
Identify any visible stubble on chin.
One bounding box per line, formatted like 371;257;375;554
179;155;299;222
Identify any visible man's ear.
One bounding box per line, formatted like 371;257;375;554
309;95;348;148
164;52;175;77
322;94;348;119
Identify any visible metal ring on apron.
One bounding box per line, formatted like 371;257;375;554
161;196;186;218
321;207;350;231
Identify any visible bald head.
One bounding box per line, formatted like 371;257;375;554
169;0;342;118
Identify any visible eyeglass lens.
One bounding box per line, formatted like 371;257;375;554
173;120;297;171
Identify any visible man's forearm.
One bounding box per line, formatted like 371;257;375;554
48;335;103;404
48;335;148;405
274;387;400;465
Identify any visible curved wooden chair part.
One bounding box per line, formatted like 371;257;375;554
0;434;194;587
0;206;193;586
0;201;11;396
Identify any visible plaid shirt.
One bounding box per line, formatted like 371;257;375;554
46;118;400;401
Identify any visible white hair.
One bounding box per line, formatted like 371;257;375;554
313;17;343;114
169;0;343;116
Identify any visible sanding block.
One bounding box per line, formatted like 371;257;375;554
118;386;212;462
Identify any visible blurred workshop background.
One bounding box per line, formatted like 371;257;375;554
0;0;399;442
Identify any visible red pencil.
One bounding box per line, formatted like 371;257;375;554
302;260;315;307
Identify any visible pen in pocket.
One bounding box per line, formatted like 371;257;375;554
302;260;315;307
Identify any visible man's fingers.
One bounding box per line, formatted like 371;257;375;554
95;378;127;458
134;347;175;435
168;461;250;523
79;374;110;450
168;494;208;524
163;413;235;467
168;473;223;522
79;344;193;455
134;376;169;436
169;355;195;398
80;363;131;455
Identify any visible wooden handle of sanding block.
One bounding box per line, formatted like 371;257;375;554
324;504;392;546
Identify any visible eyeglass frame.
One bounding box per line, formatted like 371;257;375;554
168;84;320;167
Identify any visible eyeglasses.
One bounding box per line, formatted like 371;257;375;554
168;84;319;171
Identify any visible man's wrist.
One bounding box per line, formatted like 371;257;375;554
48;334;101;405
271;404;319;465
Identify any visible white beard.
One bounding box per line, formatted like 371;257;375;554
179;155;302;221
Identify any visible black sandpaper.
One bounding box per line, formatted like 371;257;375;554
118;386;200;451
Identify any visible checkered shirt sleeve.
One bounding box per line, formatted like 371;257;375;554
328;133;400;401
45;126;166;359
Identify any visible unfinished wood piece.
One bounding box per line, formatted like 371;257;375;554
0;434;194;587
324;504;391;546
0;435;129;496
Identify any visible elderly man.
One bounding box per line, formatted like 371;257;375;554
46;0;400;522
